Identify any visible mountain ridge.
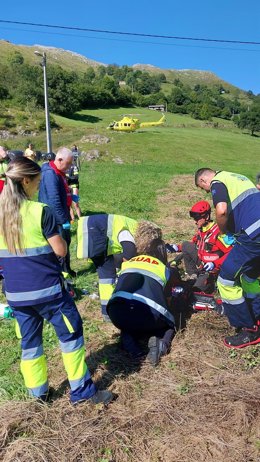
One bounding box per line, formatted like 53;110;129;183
0;39;246;95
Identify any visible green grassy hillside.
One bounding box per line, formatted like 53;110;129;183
0;39;250;99
0;39;103;72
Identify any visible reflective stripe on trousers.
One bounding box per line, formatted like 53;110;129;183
217;234;260;328
99;278;116;315
13;292;96;401
20;343;48;397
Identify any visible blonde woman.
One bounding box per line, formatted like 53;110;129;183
0;157;113;405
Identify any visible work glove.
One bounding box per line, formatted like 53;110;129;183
62;221;71;230
222;233;235;246
166;243;179;253
71;194;80;203
203;262;215;272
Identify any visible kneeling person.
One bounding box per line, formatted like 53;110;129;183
107;238;176;366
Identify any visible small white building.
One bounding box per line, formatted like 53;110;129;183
148;104;165;112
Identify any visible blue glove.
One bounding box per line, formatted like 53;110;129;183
166;243;179;253
222;233;235;245
204;262;215;272
72;194;80;203
62;221;71;230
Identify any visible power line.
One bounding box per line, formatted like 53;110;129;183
2;25;259;53
0;19;260;46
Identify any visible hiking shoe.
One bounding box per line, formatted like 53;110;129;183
224;326;260;349
89;389;116;405
147;336;167;366
72;390;116;406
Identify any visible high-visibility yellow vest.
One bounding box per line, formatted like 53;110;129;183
121;254;167;285
212;171;260;237
0;201;62;306
107;215;138;255
109;255;174;325
77;214;138;259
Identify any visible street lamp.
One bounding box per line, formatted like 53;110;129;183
34;50;52;153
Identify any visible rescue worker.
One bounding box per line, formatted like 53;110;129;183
107;237;178;366
77;215;162;321
168;200;231;292
66;154;81;220
195;168;260;348
0;157;114;404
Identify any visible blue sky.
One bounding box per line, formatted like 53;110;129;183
1;0;260;93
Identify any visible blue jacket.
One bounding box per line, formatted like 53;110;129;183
39;162;70;225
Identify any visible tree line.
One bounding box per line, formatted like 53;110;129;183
0;51;260;134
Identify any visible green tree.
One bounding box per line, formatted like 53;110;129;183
236;106;260;135
83;67;95;83
8;51;24;66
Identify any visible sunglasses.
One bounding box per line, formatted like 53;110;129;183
189;212;208;220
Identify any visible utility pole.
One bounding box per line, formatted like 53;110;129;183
34;51;52;153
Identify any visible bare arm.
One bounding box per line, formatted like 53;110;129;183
215;202;229;234
47;234;67;257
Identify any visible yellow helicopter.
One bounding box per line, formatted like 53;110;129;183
107;114;166;132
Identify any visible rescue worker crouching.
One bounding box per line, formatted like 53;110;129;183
106;237;178;366
0;158;114;405
195;168;260;349
77;214;162;321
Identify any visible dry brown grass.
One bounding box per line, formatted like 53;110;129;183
1;174;260;462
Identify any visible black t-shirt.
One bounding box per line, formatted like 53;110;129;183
210;181;235;232
41;206;59;240
121;241;136;260
210;181;229;206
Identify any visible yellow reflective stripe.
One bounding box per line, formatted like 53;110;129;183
122;255;167;284
21;355;47;388
77;216;89;258
62;314;75;334
15;319;22;339
217;279;244;301
108;215;138;255
62;345;87;381
241;275;260;295
99;282;115;302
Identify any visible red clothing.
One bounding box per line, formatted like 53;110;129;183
0;180;4;193
49;161;72;208
192;221;231;269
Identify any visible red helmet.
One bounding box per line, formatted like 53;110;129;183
189;200;211;219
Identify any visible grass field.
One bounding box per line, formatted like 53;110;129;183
0;108;260;461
